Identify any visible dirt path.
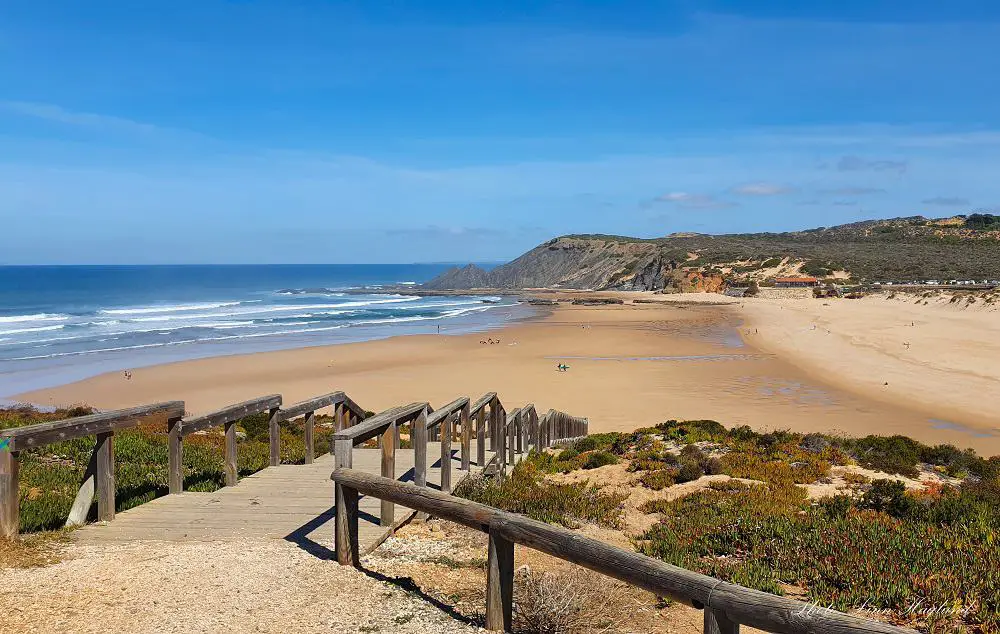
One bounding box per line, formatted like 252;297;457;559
1;538;483;634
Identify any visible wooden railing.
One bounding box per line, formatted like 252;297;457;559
0;390;584;540
330;469;915;634
0;402;185;537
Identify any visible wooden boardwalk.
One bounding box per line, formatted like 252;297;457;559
75;440;497;556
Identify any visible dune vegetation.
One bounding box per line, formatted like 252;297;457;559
458;420;1000;633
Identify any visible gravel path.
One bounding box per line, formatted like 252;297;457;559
1;538;484;634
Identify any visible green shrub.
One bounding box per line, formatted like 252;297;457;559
582;451;619;470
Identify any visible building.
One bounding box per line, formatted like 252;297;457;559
774;276;819;288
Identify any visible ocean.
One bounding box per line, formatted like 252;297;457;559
0;265;526;397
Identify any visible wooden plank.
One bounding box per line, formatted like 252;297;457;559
276;392;343;421
95;432;115;522
167;417;183;494
486;521;515;632
181;395;281;436
426;397;469;429
224;422;238;486
460;402;471;471
470;392;496;418
303;412;315;464
333;402;426;444
413;407;428;487
380;422;396;526
66;441;98;527
476;407;486;467
268;407;281;467
2;401;184;451
706;607;739;634
334;438;358;566
440;413;452;494
0;449;19;538
334;403;345;433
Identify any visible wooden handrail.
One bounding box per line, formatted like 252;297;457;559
1;401;186;537
470;392;496;418
333;402;428;444
331;469;916;634
181;394;281;436
275;391;348;422
426;397;469;429
0;401;185;451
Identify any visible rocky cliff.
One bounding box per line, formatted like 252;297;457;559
423;215;1000;291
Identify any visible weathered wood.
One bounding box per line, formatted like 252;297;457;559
426;397;469;429
0;449;19;538
95;432;115;522
470;392;496;418
506;408;518;467
268;407;281;467
331;468;497;532
486;521;515;632
66;443;98;527
276;392;344;422
476;407;486;467
181;395;281;436
333;402;426;444
1;401;185;451
334;438;358;566
167;417;183;494
706;607;739;634
331;470;916;634
460;402;471;471
224;421;238;486
334;403;345;433
440;413;452;494
303;411;315;464
497;406;507;474
413;408;428;487
380;422;396;526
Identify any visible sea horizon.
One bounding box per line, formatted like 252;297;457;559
0;263;526;399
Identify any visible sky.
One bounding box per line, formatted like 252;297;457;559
2;1;999;264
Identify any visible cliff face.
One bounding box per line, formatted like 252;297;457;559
422;237;668;290
423;215;1000;291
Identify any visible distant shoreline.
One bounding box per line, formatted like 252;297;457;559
16;295;999;456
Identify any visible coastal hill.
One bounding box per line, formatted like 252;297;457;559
424;214;1000;291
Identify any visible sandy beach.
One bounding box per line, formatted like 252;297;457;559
16;293;1000;456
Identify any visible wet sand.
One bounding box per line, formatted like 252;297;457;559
17;299;999;455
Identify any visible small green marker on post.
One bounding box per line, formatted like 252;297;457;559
0;438;10;451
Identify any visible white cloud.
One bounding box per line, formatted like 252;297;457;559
731;182;795;196
654;192;737;209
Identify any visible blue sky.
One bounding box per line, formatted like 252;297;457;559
2;1;999;264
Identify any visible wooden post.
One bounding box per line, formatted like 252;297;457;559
0;449;19;539
529;409;539;452
224;421;238;486
65;445;97;527
440;414;453;494
476;407;486;468
486;522;515;632
507;411;516;467
515;410;523;454
334;438;358;566
95;431;115;522
705;608;739;634
334;403;345;433
413;407;428;488
303;411;315;464
268;407;281;467
489;399;498;451
498;407;507;474
460;402;471;471
167;416;183;494
380;422;396;526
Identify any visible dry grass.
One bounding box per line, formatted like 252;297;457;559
0;530;71;569
514;567;638;634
